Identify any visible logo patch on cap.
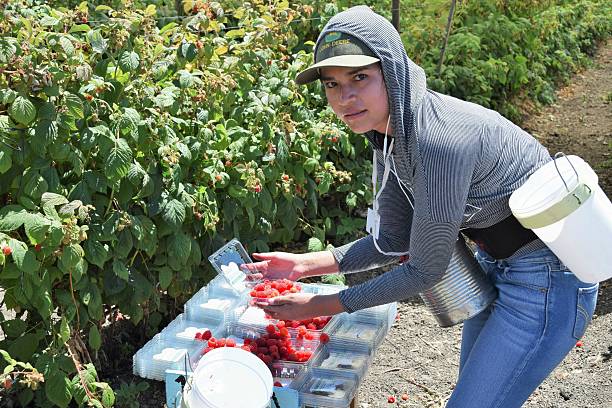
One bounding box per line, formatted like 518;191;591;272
324;32;342;43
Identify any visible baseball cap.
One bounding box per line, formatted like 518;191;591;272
295;32;379;85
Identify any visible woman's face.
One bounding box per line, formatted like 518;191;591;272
320;63;391;135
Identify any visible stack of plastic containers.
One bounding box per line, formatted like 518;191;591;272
133;334;206;381
291;369;360;408
184;278;242;323
162;313;224;347
133;238;397;408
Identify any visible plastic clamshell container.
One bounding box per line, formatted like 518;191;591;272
351;302;397;333
325;313;386;352
309;342;371;379
208;239;257;295
161;313;224;346
184;286;238;323
208;274;249;299
133;334;204;381
295;369;359;408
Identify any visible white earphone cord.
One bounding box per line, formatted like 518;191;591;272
371;115;411;256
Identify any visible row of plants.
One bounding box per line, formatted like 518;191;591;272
0;0;609;405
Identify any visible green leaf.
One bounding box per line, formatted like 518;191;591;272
0;205;27;231
34;119;58;146
2;319;27;338
119;51;140;72
8;333;39;361
0;150;12;174
9;96;36;126
59;317;70;344
84;240;110;269
307;237;324;252
59;36;75;56
100;383;115;407
40;16;60;26
24;213;51;244
23;170;48;201
158;266;172;290
0;38;17;64
162;199;185;230
303;158;319;173
65;93;84;119
117;108;140;135
89;325;102;351
87;30;108;54
105;138;132;182
60;244;84;270
112;259;129;281
42;192;69;208
46;371;72;408
9;238;40;274
167;232;191;265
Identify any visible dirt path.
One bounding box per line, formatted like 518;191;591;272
352;40;612;408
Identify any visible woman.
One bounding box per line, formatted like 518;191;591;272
244;6;598;407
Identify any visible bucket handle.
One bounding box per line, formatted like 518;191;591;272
553;152;579;193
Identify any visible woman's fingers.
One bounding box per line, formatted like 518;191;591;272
240;260;269;272
251;252;276;261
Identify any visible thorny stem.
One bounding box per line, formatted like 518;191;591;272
69;269;80;330
67;339;97;402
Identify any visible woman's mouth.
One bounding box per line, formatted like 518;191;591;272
344;110;367;121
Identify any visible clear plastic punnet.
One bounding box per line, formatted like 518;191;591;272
351;302;397;333
132;334;205;381
184;285;239;323
324;313;386;352
294;369;359;408
309;342;372;379
160;313;224;346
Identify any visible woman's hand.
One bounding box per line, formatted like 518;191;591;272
241;250;340;282
257;293;346;321
240;252;307;281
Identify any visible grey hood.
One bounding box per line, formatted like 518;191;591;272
316;6;427;162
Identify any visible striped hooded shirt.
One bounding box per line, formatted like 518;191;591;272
318;6;551;313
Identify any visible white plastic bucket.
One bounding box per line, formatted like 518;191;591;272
181;347;273;408
509;154;612;283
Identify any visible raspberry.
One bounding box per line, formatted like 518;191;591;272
215;174;222;181
266;324;276;335
2;246;11;256
401;393;409;401
274;381;282;387
254;184;262;193
320;333;330;344
576;340;583;347
3;378;11;390
387;396;396;403
226;338;236;347
34;244;42;252
202;330;212;341
195;332;203;340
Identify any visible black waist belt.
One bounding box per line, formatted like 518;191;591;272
462;215;538;259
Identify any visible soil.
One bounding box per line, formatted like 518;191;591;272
118;40;612;407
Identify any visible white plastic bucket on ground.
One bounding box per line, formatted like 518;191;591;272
509;154;612;283
181;347;273;408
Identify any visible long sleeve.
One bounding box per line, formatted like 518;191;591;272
330;148;413;273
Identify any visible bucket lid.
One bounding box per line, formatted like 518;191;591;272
509;155;594;229
208;239;259;294
188;347;273;408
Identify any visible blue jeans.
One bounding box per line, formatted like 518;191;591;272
446;247;598;408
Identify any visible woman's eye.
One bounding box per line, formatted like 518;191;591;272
354;73;367;81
